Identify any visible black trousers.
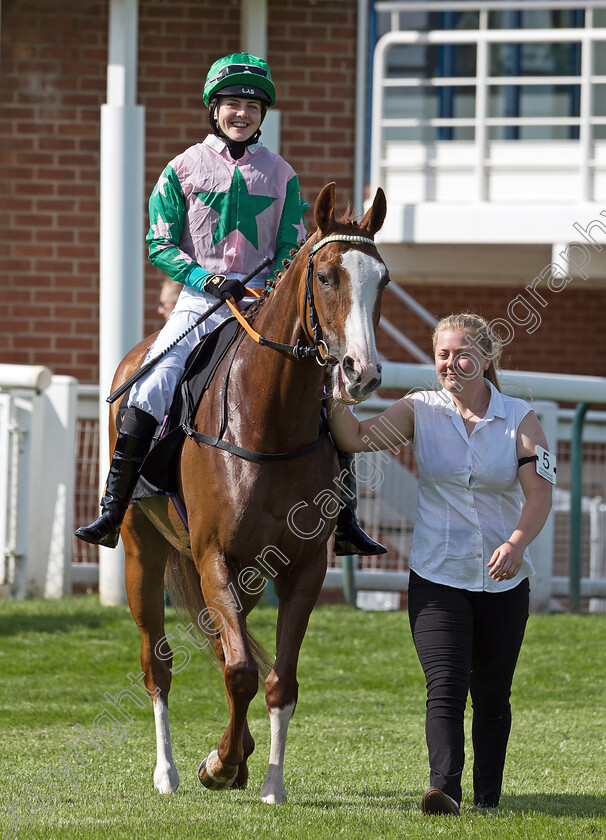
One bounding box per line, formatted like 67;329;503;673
408;569;529;807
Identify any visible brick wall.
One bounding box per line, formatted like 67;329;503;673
0;0;360;385
1;0;605;384
267;0;358;210
1;0;108;381
376;284;604;378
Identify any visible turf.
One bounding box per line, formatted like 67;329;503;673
0;596;604;839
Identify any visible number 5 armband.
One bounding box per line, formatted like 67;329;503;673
518;446;556;485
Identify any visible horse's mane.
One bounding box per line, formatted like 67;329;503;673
341;201;357;225
244;240;306;324
244;207;363;325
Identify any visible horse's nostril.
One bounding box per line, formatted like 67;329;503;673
343;355;355;373
376;363;383;376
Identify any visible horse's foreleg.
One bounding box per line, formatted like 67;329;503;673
197;557;259;791
260;565;325;805
151;689;179;794
123;506;180;794
205;634;256;790
206;723;254;791
260;698;296;804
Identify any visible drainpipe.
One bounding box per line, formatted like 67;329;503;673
98;0;145;605
354;0;369;214
240;0;281;156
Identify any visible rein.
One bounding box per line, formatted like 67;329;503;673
187;232;378;462
183;332;329;462
225;233;378;366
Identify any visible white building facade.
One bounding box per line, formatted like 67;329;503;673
368;1;606;290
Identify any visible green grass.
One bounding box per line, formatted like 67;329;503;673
0;596;604;839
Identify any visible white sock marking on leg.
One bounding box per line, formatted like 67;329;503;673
260;702;295;805
153;696;180;793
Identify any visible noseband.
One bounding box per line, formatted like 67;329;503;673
225;233;379;365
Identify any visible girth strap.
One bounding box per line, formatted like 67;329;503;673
183;330;330;462
182;421;328;463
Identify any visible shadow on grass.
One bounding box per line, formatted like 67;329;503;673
288;791;418;812
498;792;606;817
290;790;606;818
0;604;107;637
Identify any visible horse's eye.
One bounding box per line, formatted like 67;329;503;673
317;272;330;286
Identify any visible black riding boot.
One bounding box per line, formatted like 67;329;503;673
75;406;157;548
333;450;387;556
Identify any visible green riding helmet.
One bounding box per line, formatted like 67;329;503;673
203;52;277;108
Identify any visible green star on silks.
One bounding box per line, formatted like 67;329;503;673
195;166;276;249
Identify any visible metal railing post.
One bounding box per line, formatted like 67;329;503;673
569;402;590;612
342;555;357;606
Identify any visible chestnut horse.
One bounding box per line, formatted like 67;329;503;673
112;182;389;804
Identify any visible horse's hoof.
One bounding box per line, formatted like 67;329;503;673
232;761;249;790
260;788;286;805
198;750;238;790
260;766;286;804
154;762;180;794
261;793;286;805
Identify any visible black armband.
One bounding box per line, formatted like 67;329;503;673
518;455;538;468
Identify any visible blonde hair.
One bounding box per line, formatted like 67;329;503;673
161;278;182;301
432;312;502;392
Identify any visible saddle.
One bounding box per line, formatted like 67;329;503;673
121;317;242;501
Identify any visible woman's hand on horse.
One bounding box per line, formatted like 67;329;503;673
204;274;247;303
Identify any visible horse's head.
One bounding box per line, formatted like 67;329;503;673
304;182;389;403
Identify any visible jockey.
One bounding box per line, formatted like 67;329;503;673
76;52;384;557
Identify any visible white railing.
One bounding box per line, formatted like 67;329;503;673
371;2;606;204
72;369;606;612
0;368;77;598
2;365;603;611
377;284;436;364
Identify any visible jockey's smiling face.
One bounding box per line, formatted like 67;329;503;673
216;96;263;143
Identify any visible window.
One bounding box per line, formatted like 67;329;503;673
374;5;589;142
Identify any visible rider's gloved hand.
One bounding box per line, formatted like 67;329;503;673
203;274;247;302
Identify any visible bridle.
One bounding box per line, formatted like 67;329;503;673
186;232;381;462
226;232;379;366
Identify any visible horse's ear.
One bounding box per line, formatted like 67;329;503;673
314;182;336;236
359;187;387;237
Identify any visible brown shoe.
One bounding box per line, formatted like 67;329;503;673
421;787;460;816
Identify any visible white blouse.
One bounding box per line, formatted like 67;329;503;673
409;381;535;593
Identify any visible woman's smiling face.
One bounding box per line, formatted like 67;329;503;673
434;329;490;392
215;96;262;143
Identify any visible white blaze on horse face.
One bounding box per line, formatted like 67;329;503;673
339;250;384;396
260;702;295;805
152;696;180;794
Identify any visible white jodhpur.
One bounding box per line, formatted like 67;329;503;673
260;702;296;805
129;284;259;423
